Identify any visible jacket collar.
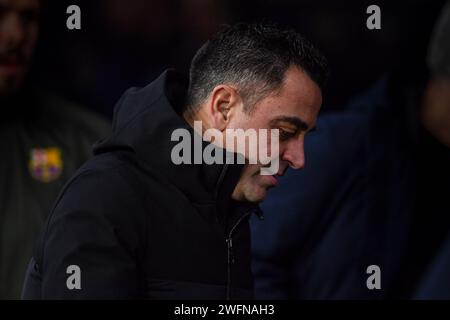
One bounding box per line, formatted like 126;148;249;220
94;70;259;221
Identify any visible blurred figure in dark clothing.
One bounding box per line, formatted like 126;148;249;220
0;0;109;299
251;1;450;299
404;0;450;298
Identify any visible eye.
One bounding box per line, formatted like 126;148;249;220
279;128;296;141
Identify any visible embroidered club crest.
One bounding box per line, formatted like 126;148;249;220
29;148;63;183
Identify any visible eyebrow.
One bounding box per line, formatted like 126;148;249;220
270;116;313;132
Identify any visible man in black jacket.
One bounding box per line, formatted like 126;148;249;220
22;23;327;299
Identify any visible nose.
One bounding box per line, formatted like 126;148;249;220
281;137;305;170
1;13;26;48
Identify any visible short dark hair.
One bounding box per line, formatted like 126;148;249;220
186;23;328;114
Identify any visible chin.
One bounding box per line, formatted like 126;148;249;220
244;187;268;203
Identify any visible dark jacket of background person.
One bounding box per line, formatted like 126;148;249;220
251;111;398;299
22;70;261;299
415;235;450;299
0;89;110;299
252;70;450;299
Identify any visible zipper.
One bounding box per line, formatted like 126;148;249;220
226;210;252;300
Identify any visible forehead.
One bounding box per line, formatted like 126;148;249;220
0;0;40;11
253;66;322;128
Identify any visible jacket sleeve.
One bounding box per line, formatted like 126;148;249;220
37;166;146;299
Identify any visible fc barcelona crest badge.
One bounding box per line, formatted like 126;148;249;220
29;148;64;183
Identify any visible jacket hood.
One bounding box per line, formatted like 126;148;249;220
93;70;253;218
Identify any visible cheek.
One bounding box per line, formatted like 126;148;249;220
245;164;262;177
238;165;260;185
230;109;268;131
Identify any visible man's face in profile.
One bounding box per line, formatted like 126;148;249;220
0;0;40;96
230;66;322;203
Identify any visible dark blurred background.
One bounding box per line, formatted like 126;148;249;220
3;0;449;300
30;0;446;118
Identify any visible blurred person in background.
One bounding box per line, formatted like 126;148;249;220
251;1;450;299
0;0;109;299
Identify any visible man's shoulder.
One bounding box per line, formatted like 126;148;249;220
45;152;152;233
60;152;167;208
65;152;144;198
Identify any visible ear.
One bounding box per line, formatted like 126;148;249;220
209;85;242;131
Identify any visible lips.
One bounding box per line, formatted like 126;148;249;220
0;54;26;74
0;61;25;75
267;175;278;186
